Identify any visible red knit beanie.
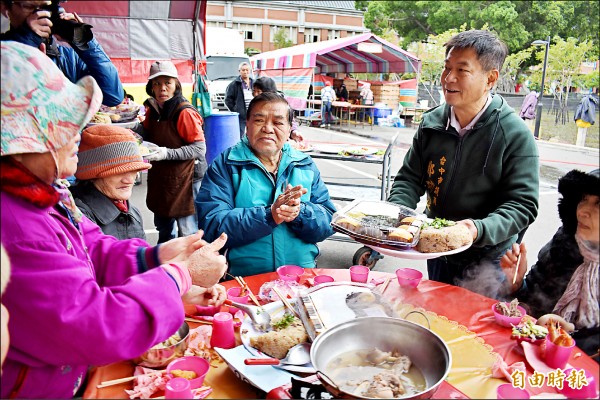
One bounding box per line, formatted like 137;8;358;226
75;125;151;180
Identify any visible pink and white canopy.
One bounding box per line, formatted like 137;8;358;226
64;1;206;84
251;33;421;74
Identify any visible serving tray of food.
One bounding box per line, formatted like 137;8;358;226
331;200;425;250
332;200;473;258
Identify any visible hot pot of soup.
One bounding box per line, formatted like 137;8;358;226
310;317;451;399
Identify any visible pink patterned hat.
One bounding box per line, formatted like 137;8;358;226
1;41;103;156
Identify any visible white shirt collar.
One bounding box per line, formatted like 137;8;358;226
447;94;493;136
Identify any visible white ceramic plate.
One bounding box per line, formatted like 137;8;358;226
341;146;379;156
314;144;345;154
240;300;315;374
140;141;159;159
367;242;472;260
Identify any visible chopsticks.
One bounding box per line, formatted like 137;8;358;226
272;286;300;318
378;277;391;294
184;316;213;325
512;254;522;285
97;370;165;388
230;275;261;307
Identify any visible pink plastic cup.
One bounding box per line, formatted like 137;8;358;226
167;356;210;389
497;383;530;399
544;337;575;369
560;368;598;399
277;265;303;282
226;287;249;315
396;268;423;288
349;265;369;283
210;312;236;349
195;304;221;316
165;377;193;399
314;275;335;285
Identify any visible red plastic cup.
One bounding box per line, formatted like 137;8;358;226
210;312;236;349
277;265;303;282
395;268;423;288
314;275;335;285
165;377;193;399
226;287;249;315
349;265;369;283
497;383;530;399
544;337;575;369
166;356;210;389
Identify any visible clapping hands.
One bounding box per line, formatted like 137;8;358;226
271;184;307;225
159;231;228;288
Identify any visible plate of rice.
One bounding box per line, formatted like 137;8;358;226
240;300;314;373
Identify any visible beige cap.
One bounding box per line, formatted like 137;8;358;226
147;61;178;81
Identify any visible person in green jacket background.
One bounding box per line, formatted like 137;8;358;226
388;30;539;298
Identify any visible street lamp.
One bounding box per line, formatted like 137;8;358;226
531;36;550;139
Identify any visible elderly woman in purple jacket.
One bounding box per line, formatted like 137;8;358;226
0;41;228;398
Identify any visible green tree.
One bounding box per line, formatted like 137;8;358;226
497;49;532;93
273;28;293;49
362;1;599;56
407;28;464;90
532;37;594;124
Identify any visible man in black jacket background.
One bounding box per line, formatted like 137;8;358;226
225;61;254;139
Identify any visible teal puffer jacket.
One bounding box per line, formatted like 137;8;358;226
197;138;336;276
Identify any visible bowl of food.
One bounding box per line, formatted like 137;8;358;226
311;317;451;399
166;356;210;389
133;322;190;368
492;301;527;328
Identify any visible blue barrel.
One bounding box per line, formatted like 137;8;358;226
204;112;240;165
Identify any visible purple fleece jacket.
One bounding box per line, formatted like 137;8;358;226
0;192;184;398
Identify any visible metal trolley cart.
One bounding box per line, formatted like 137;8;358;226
308;132;403;268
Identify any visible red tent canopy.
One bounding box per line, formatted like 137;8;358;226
64;0;206;84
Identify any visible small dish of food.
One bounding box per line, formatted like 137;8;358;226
492;299;527;328
511;316;548;345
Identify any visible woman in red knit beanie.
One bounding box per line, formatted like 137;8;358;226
70;125;151;240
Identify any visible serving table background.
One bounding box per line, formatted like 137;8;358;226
85;269;599;399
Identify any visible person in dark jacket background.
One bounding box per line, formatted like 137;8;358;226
225;61;254;139
71;125;151;241
1;0;124;107
388;30;539;298
500;169;599;360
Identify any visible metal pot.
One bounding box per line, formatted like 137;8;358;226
133;322;190;368
310;317;451;399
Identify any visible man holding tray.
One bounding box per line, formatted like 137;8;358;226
388;30;539;297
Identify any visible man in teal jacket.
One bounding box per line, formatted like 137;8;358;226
388;30;539;297
197;92;336;276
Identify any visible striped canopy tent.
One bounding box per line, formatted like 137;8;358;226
251;33;421;110
64;0;206;91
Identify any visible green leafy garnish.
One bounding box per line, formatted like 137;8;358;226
423;218;455;229
272;313;295;330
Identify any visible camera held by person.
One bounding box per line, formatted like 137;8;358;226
38;0;93;48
